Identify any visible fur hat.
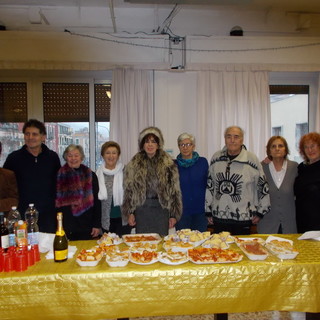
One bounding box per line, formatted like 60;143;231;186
138;126;164;150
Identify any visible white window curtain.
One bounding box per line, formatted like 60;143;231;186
110;68;153;164
196;70;271;161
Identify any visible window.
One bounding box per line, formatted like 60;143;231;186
272;126;282;136
0;81;111;169
295;122;308;150
0;83;28;166
95;83;111;168
270;85;309;163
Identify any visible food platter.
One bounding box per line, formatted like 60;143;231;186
123;233;162;246
234;237;265;246
188;247;243;264
201;235;229;249
129;250;159;265
265;236;299;260
189;255;243;264
163;240;194;252
165;229;211;247
76;249;103;267
217;231;234;243
97;232;123;246
159;251;189;265
129;242;158;252
105;251;130;267
238;242;269;261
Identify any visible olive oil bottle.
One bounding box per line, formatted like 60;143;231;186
53;212;68;262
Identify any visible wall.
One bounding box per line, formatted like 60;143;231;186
1;32;320;71
0;32;319;162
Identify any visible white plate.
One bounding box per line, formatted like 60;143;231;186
163;242;194;253
123;233;162;246
97;233;123;245
240;250;268;261
201;235;230;249
190;239;207;247
106;258;129;267
273;251;299;260
98;238;123;246
189;255;243;264
158;252;189;265
129;258;159;265
239;244;268;261
234;237;265;246
76;258;101;267
265;236;299;259
159;256;188;265
266;236;299;260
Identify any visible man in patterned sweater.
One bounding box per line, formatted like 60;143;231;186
206;126;270;235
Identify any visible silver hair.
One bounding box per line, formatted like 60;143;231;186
224;126;244;138
63;144;85;161
177;132;195;145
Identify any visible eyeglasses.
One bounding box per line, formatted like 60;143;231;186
179;143;193;148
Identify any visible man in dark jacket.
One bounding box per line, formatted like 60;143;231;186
4;119;61;233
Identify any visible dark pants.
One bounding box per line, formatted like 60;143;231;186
175;213;208;232
213;221;251;236
135;199;169;236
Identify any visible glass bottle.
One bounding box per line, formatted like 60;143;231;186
53;212;68;262
25;203;39;246
0;212;9;250
7;206;21;247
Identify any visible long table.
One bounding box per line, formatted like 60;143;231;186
0;234;320;320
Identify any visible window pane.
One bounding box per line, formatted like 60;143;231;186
95;84;111;122
0;122;24;166
0;83;28;122
43;83;89;122
95;122;110;169
270;91;308;163
45;122;90;167
43;83;90;166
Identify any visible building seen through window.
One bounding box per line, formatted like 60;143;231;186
270;85;309;163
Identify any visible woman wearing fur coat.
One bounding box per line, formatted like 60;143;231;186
122;127;182;236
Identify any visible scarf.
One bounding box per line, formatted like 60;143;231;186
96;162;124;206
56;163;94;216
176;151;199;168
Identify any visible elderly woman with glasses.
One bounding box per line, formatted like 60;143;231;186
174;133;209;232
122;127;182;236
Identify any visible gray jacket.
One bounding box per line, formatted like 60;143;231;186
257;160;298;234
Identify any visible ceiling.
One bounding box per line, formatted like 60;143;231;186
0;0;320;37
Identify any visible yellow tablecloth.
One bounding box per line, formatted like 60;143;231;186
0;234;320;320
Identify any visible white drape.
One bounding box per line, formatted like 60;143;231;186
110;68;153;165
196;70;271;161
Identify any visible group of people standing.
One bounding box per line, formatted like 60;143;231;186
1;119;320;240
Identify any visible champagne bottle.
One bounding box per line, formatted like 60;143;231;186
0;212;9;250
53;212;68;262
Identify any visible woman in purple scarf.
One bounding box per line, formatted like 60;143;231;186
56;144;101;240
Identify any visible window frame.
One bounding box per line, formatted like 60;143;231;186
0;73;112;170
269;72;318;132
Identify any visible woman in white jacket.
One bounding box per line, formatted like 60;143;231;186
96;141;131;236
